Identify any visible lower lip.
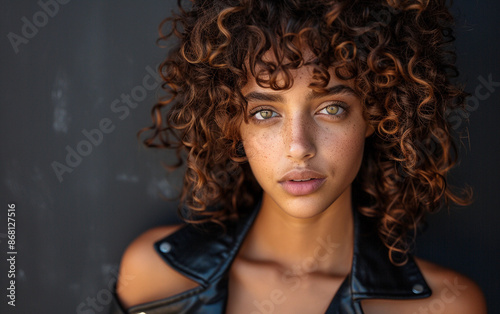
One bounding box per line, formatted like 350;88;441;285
279;179;326;196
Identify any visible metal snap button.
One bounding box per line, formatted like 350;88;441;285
159;242;171;253
412;283;424;294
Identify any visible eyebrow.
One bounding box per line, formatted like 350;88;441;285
243;85;358;103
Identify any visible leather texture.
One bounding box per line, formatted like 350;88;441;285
110;196;431;314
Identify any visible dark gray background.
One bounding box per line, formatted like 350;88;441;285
1;1;499;313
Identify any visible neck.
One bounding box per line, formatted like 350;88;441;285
240;187;354;278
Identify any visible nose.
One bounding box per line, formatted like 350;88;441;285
284;113;316;161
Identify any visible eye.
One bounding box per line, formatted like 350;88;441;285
318;104;346;116
251;109;278;120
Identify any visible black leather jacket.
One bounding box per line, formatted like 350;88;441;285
110;198;431;313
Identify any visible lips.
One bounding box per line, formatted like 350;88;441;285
278;169;326;196
279;169;326;183
279;178;325;196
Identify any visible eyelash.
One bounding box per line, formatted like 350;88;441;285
248;102;349;123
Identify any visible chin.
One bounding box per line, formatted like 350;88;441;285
274;195;338;219
281;207;328;219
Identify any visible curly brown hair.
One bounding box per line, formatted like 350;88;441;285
138;0;472;264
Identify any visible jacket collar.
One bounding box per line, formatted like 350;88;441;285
154;198;262;286
155;195;431;301
350;207;431;300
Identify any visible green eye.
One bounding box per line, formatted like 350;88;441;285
321;104;345;116
326;105;340;115
253;109;277;120
258;110;274;119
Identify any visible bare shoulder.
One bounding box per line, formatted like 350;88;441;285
116;225;200;309
413;257;487;313
361;257;487;314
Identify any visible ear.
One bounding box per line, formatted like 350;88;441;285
365;123;375;137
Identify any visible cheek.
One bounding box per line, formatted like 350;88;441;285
241;127;267;159
322;123;366;171
344;127;366;172
241;127;279;184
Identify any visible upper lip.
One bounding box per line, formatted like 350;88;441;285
279;169;326;182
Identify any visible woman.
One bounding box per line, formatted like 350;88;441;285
111;0;487;313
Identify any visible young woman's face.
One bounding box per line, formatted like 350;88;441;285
239;65;374;219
